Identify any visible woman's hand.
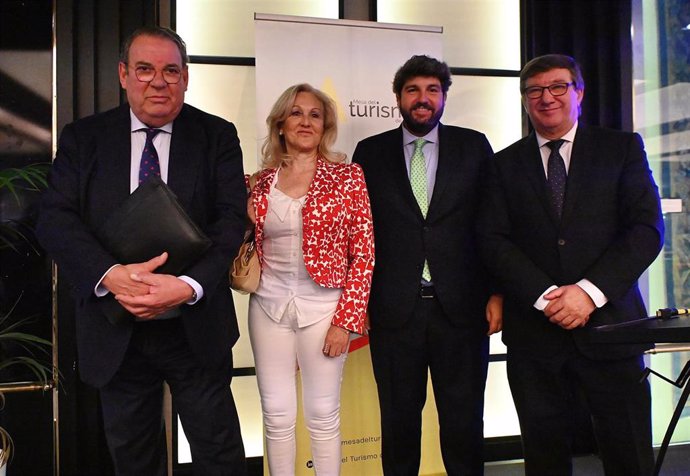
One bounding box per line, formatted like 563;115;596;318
322;325;350;357
486;294;504;336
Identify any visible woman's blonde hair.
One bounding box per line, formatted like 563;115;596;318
261;83;345;168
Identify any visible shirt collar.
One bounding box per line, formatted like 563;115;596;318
536;121;578;148
402;123;439;146
129;109;173;134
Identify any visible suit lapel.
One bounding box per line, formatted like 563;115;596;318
520;133;561;225
387;127;425;219
167;105;199;208
427;124;450;217
560;126;590;226
98;105;132;209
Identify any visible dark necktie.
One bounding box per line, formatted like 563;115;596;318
139;128;162;184
546;139;567;219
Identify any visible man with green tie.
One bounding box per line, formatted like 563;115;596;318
352;55;500;476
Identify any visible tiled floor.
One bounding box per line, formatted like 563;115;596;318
485;444;689;475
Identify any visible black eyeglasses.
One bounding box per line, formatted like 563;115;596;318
523;82;574;99
128;64;182;84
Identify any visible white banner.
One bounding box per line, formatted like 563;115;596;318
255;14;445;476
255;13;443;162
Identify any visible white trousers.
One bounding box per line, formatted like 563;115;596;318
249;297;347;476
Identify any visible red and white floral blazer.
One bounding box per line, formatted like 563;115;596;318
250;158;374;334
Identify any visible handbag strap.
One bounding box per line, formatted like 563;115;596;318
247;171;260;192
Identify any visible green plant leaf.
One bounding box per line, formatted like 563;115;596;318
0;297;55;388
0;163;50;253
0;424;13;467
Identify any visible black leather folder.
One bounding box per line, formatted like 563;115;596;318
96;176;212;325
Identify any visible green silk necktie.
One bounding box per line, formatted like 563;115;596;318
410;137;431;281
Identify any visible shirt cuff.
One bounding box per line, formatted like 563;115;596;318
179;276;203;305
576;279;608;308
94;264;121;297
534;285;558;311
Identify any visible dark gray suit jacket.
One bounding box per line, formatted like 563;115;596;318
36;103;246;387
352;124;494;330
477;126;664;359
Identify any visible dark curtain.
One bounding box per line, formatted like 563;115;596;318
55;1;158;474
523;0;633;131
0;1;55;475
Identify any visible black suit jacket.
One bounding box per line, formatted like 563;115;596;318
36;103;247;387
477;126;664;359
352;124;493;330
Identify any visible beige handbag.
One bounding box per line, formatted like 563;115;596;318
230;230;259;293
230;172;260;294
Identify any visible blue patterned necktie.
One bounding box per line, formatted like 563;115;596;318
139;128;162;184
410;137;431;281
546;139;567;219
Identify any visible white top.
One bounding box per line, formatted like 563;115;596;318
254;173;342;327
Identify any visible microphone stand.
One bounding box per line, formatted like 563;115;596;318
589;307;690;474
641;308;690;476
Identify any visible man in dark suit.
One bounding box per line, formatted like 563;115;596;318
36;27;247;475
478;54;663;475
352;55;500;476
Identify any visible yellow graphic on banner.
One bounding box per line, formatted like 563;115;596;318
263;335;446;475
320;77;347;125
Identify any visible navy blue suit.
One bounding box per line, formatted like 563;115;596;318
36;103;247;475
478;126;663;475
353;124;493;475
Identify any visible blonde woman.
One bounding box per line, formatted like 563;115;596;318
247;84;374;475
